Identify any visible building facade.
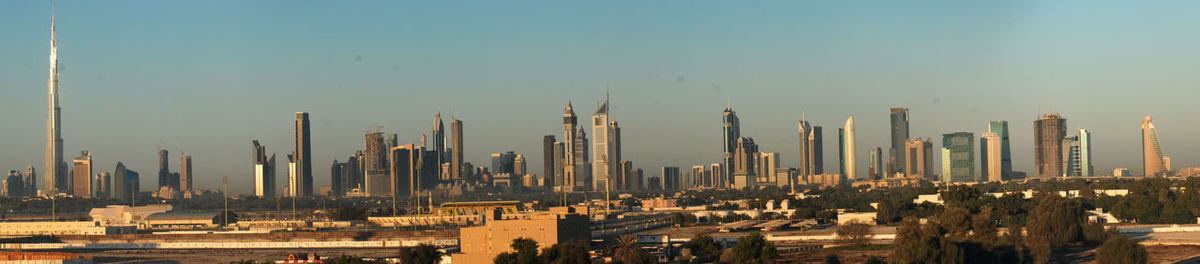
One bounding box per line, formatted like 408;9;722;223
905;138;933;180
941;132;974;183
1141;115;1169;176
1034;114;1066;179
889;108;910;175
294;112;312;196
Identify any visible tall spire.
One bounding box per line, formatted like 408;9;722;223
45;2;64;194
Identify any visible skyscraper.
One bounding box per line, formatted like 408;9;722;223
295;112;312;196
732;137;758;189
723;107;740;187
451;118;464;181
756;152;779;185
1079;129;1093;177
552;142;564;191
1033;114;1066;179
592;94;617;192
905;138;933;180
662;167;680;191
364;132;389;196
843;116;856;180
1062;135;1081;177
574;128;590;189
889;108;910;176
45;10;66;195
868;147;882;180
390;144;417;198
941;132;974;183
113;162;139;200
330;160;344;197
158;149;173;190
987;121;1013;180
513;154;526;176
180;155;192;194
24;166;36;198
72;150;92;197
286;153;298;197
432;112;445;181
981;132;1002;182
1141;116;1169;177
542;135;557;189
798;119;822;182
252;140;276;198
96;172;110;199
562;103;579;192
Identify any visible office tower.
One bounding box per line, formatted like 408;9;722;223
45;11;67;196
648;176;662;191
451;119;464;181
905;138;933;180
364;132;389;196
798;120;821;180
574;128;591;189
513;154;526;176
889;108;910;176
294;112;312;196
72;150;92;197
662;167;680;191
612;121;622;179
1079;129;1093;176
619;160;633;190
286;153;298;197
941;132;975;183
592;93;617;192
347;152;363;191
732;137;758;189
552;142;564;191
631;168;643;191
4;171;25;198
543;135;557;189
1062;135;1081;177
562;102;578;192
1142;116;1169;176
757;152;779;185
1033;114;1067;179
113;162;139;200
987;121;1013;180
24;166;36;197
839;128;845;179
432;112;445;181
179;155;192;193
330;160;344;197
843;116;856;180
868;147;882;180
982;132;1003;182
709;163;724;188
690;165;705;188
252;140;276;198
723;107;741;190
390;144;416;198
157;149;172;190
96;172;110;199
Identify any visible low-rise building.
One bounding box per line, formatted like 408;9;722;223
452;208;589;264
0;221;133;236
837;212;877;225
88;204;173;227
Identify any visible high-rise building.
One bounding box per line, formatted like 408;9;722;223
843;116;856;180
45;11;66;196
451;119;464;181
798;120;823;181
513;154;526;176
1034;114;1067;179
1141;116;1169;177
987;121;1013;180
1079;129;1093;177
551;142;564;191
179;155;192;193
592;93;617;192
24;166;36;198
732;137;758;189
364;132;389;196
390;144;417;198
574;128;590;189
252;140;276;198
889;108;910;175
432;112;445;182
868;147;882;180
330;160;345;197
981;132;1002;182
113;162;139;200
4;171;25;198
662;167;680;191
905;138;933;180
491;152;517;175
286;153;298;197
618;160;633;190
709;163;724;188
723;107;741;190
158;149;173;190
542;135;557;189
95;172;110;199
757;152;779;185
562;102;579;192
295;112;312;196
941;132;974;183
71;150;92;197
1062;135;1081;177
690;165;705;188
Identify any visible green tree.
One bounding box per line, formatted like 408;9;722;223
823;254;841;264
731;232;778;264
494;237;539;264
835;222;874;247
539;241;590;264
398;244;442;264
331;205;367;221
1095;235;1147;264
610;235;654;264
683;233;722;263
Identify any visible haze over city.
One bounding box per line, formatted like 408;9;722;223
3;1;1200;195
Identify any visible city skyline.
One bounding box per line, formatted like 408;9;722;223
5;2;1200;194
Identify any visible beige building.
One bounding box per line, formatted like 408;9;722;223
0;221;133;236
453;208;589;264
982;132;1003;182
72;151;92;198
1141;115;1170;177
905;138;933;180
88;204;173;227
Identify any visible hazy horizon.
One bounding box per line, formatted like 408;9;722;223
3;1;1200;194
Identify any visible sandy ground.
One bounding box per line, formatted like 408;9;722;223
63;248;399;264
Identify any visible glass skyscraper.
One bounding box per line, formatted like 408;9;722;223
941;132;974;183
889;108;910;176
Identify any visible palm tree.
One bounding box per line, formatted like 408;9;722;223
611;234;651;264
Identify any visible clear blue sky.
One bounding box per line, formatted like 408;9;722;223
3;1;1200;194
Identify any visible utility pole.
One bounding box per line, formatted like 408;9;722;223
223;176;229;227
50;196;55;222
